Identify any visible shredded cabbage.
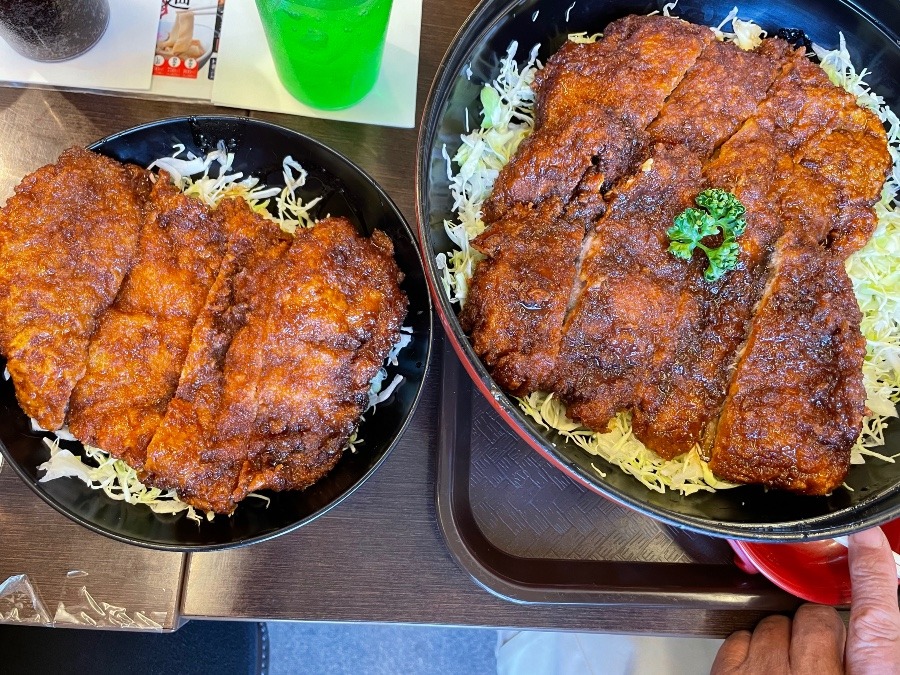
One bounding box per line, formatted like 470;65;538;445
438;20;900;494
659;2;766;51
38;438;209;522
648;1;679;18
519;392;736;494
436;41;541;305
712;7;767;50
568;32;602;44
156;141;322;233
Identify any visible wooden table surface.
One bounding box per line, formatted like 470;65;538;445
0;0;776;635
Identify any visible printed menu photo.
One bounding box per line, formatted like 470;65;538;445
154;0;224;81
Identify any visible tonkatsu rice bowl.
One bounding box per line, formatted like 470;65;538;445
417;0;900;540
0;116;432;550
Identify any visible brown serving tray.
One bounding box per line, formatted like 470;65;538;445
436;336;803;609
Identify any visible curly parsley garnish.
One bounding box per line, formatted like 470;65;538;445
667;189;747;282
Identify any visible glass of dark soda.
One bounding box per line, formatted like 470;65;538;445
0;0;111;62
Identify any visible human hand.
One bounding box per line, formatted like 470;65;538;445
711;527;900;674
844;527;900;673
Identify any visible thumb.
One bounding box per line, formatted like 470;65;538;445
846;527;900;675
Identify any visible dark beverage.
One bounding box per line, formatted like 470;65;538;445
0;0;110;62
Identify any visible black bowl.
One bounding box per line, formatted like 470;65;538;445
0;115;433;551
417;0;900;541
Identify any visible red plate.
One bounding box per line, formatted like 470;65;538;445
729;520;900;605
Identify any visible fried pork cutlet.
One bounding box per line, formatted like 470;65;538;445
483;14;712;221
466;15;711;394
554;144;705;429
147;214;406;514
482;111;642;224
632;112;793;459
459;198;578;394
633;46;890;463
647;38;791;155
557;39;792;426
697;58;888;492
231;218;407;507
709;235;867;494
67;177;228;469
0;146;408;512
787;57;893;254
617;38;791;455
0;147;150;430
142;199;292;510
532;15;712;131
751;55;890;256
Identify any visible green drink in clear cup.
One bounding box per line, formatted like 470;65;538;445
256;0;393;110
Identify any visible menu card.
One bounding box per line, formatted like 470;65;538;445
149;0;223;100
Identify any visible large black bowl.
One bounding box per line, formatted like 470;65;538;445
417;0;900;540
0;115;432;551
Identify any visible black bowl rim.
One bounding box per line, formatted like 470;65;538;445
0;114;434;552
415;0;900;541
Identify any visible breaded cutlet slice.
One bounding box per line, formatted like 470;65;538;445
0;147;150;430
67;177;228;468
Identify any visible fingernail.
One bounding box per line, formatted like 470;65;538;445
849;527;886;549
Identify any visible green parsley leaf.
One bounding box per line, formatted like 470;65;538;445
667;189;747;282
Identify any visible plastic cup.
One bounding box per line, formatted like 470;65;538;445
255;0;394;110
0;0;110;62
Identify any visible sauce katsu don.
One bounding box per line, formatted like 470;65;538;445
461;15;892;495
